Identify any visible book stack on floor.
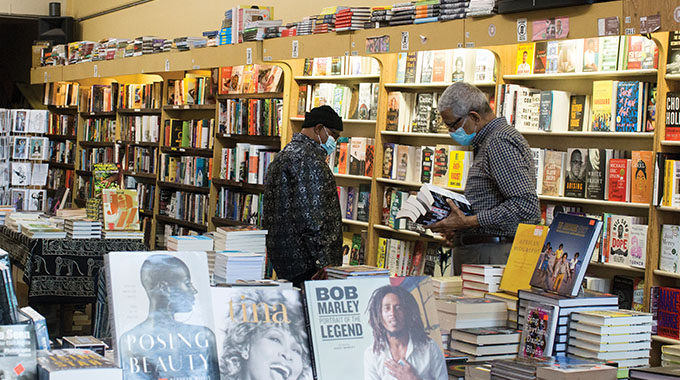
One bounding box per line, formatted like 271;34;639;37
0;206;15;225
390;2;415;26
432;276;462;297
662;345;680;367
167;235;214;251
438;297;507;347
486;292;519;327
462;264;504;297
213;251;266;284
64;218;101;239
325;265;389;279
213;226;267;256
568;310;652;377
518;289;620;357
450;327;520;361
491;356;617;380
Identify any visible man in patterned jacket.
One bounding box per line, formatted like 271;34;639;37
263;105;343;287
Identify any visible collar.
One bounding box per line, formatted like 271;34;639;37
292;132;327;156
471;117;506;149
385;335;414;361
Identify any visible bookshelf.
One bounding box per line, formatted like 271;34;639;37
45;105;77;207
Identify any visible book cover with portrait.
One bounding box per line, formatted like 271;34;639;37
519;301;558;358
305;276;446;380
528;213;603;297
211;286;312;380
106;251;219;380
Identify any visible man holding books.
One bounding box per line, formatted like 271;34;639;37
263;105;344;287
430;82;541;275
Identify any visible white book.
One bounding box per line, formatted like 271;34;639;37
660;224;680;274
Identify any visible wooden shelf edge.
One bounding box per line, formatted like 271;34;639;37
538;195;649;209
383;81;496;88
381;131;451;138
162;104;216;111
289;117;376;124
334;173;372;181
294;74;380;81
504;69;658;81
343;219;369;227
653;269;680;280
652;335;679;345
211;216;255;227
156;214;208;231
373;224;444;241
588;261;645;273
217;92;283;99
521;131;654;138
157;181;211;194
117;108;162;114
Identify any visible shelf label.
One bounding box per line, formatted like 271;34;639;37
292;40;299;58
179;148;185;152
246;47;253;64
401;31;409;50
183;105;190;109
465;42;475;48
675;7;680;23
263;56;272;62
351;51;359;56
517;18;527;42
192;64;200;70
43;72;48;83
165;59;170;72
131;172;136;175
639;14;661;34
457;43;463;48
625;27;636;35
488;24;496;37
94;64;98;77
172;105;179;109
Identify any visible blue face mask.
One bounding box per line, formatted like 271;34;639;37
449;117;476;146
318;127;336;156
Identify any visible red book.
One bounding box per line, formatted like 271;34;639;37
607;158;631;202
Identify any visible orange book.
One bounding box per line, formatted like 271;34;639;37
432;51;446;82
219;66;232;95
631;150;653;204
338;141;349;175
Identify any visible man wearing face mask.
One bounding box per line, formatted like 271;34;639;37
263;105;343;287
429;82;541;275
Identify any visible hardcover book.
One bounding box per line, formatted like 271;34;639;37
420;146;434;184
528;213;603;297
608;215;632;265
304;276;446;380
591;80;614;132
93;163;119;198
37;349;121;379
0;324;37;379
385;92;400;131
585;148;607;200
607;158;631;202
106;251;219;380
568;95;588;132
660;224;680;274
519;302;558;358
582;38;600;72
432;145;449;188
631;150;653;204
668;31;680;74
404;52;418;83
516;43;535;75
600;36;620;72
102;189;140;231
667;92;680;140
500;224;548;294
615;81;643;132
542;150;565;197
564;148;587;198
533;42;548;74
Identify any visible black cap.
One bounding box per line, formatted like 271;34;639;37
302;105;343;131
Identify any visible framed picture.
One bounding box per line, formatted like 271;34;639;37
11;188;27;211
30;163;48;186
11;162;31;186
12;110;26;133
28;189;46;211
29;137;47;160
13;136;29;160
27;110;48;134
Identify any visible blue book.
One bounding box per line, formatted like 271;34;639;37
615;81;643;132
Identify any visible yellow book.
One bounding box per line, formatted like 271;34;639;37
499;224;548;294
103;189;140;231
447;150;471;190
377;237;387;269
591;80;614;131
168;156;177;183
516;43;535;75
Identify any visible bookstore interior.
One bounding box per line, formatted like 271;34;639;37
9;0;680;379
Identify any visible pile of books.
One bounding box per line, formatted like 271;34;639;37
6;212;43;233
173;36;207;51
365;6;392;29
462;264;504;297
438;297;507;334
296;17;315;35
466;0;497;17
450;327;520;361
662;344;680;366
167;235;214;251
491;357;616;379
485;292;519;327
213;226;267;255
313;7;337;34
440;0;469;21
432;276;462;297
242;20;283;41
56;208;87;219
517;288;619;357
64;218;101;239
414;0;440;24
568;310;652;377
390;3;415;26
102;230;144;239
21;221;66;239
335;7;371;31
0;206;15;225
325;265;389;279
213;251;266;284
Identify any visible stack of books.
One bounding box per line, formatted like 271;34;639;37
450;327;520;361
64;218;102;239
662;344;680;366
432;276;463;297
242;20;283;41
485;292;519;327
440;0;469;21
365;6;392;29
102;230;144;239
213;251;266;284
167;235;214;251
466;0;497;17
437;297;507;335
21;222;66;239
414;0;440;24
390;3;415;26
518;289;619;357
325;265;390;279
6;212;43;233
296;17;315;36
0;206;15;225
492;357;616;379
462;264;504;297
568;310;652;377
213;226;267;255
56;208;87;219
173;36;207;51
313;7;338;33
334;7;371;31
630;367;680;379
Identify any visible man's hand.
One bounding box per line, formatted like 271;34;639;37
428;199;478;235
385;359;421;380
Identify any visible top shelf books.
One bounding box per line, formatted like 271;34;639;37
393;49;496;87
297;56;380;79
44;82;79;107
118;82;163;110
167;72;217;106
218;64;284;96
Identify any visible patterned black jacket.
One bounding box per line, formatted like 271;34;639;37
263;133;342;280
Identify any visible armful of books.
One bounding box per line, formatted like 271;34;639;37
396;183;472;225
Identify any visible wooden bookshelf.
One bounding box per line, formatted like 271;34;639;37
75;169;92;176
503;69;658;81
116;140;159;147
79;111;117;117
294;74;380;82
384;81;496;90
373;224;444;242
211;216;254;227
160;146;213;157
46;161;75;170
162;104;216;111
157;181;210;194
519;131;654;139
381;131;451;138
212;178;266;193
122;171;156;180
587;261;645;274
45;134;76;140
79;141;116;148
155;214;208;232
217;92;283;99
334;173;372;181
537;195;650;209
117;108;162;114
216;133;281;145
343;219;369;228
289;117;377;125
661;140;680;146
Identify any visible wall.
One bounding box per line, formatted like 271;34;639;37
0;0;66;16
66;0;384;41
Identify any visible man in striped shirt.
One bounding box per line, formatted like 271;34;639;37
430;82;541;275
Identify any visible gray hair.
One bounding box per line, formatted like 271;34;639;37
438;82;492;118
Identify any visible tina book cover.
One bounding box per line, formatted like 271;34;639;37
211;286;312;380
106;251;219;380
304;276;446;380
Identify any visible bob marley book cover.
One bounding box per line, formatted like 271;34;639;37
304;276;447;380
211;286;312;380
106;251;219;380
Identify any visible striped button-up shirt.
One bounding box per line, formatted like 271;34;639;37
463;117;541;237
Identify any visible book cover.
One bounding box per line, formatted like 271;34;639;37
500;224;548;294
666;92;680;140
631;150;653;204
528;213;603;296
102;189;140;231
396;53;407;83
557;40;578;73
585;148;607;200
533;41;548;75
297;85;308;117
600;36;620;72
591;80;614;132
432;145;449;188
545;41;559;74
452;50;466;81
210;286;313;380
365;142;375;178
582;38;600;72
419;50;434;83
658;287;680;339
395;144;409;181
629;224;647;269
660;225;680;274
304;276;446;380
538;91;553;131
608;215;632;265
93;163;119;198
413;93;435;133
519;301;558;358
0;324;37;379
357;184;370;222
106;251;219;380
568;95;588;132
668;31;680;74
564;148;587;198
516;43;535;75
386;92;400;131
542;150;565;197
447;150;471;190
615;81;642;132
404;52;418;83
349;137;367;176
382;143;395;179
608;158;630;202
358;83;372;120
421;146;434;184
432;50;446;82
219;66;232;95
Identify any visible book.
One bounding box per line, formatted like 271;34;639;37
500;224;548;294
304;276;446;380
591;80;614;131
210;286;312;380
102;189;140;231
582;38;600;72
631;150;653;204
528;213;604;297
516;43;534;75
564;148;587;198
660;225;680;274
533;42;548;75
607;158;631;202
106;251;219;379
450;327;520;346
432;144;449;187
542;150;566;197
396;183;472;225
568;95;589;132
519;301;558;358
585;148;607;200
447;150;472;191
37;349;121;379
93;163;119;198
0;324;37;378
615;81;644;132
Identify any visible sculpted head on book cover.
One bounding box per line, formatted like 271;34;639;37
119;254;219;379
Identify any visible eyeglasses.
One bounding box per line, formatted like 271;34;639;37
445;115;467;131
322;126;341;140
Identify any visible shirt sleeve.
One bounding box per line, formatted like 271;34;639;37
476;135;541;232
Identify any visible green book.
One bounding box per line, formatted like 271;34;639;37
181;120;191;147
